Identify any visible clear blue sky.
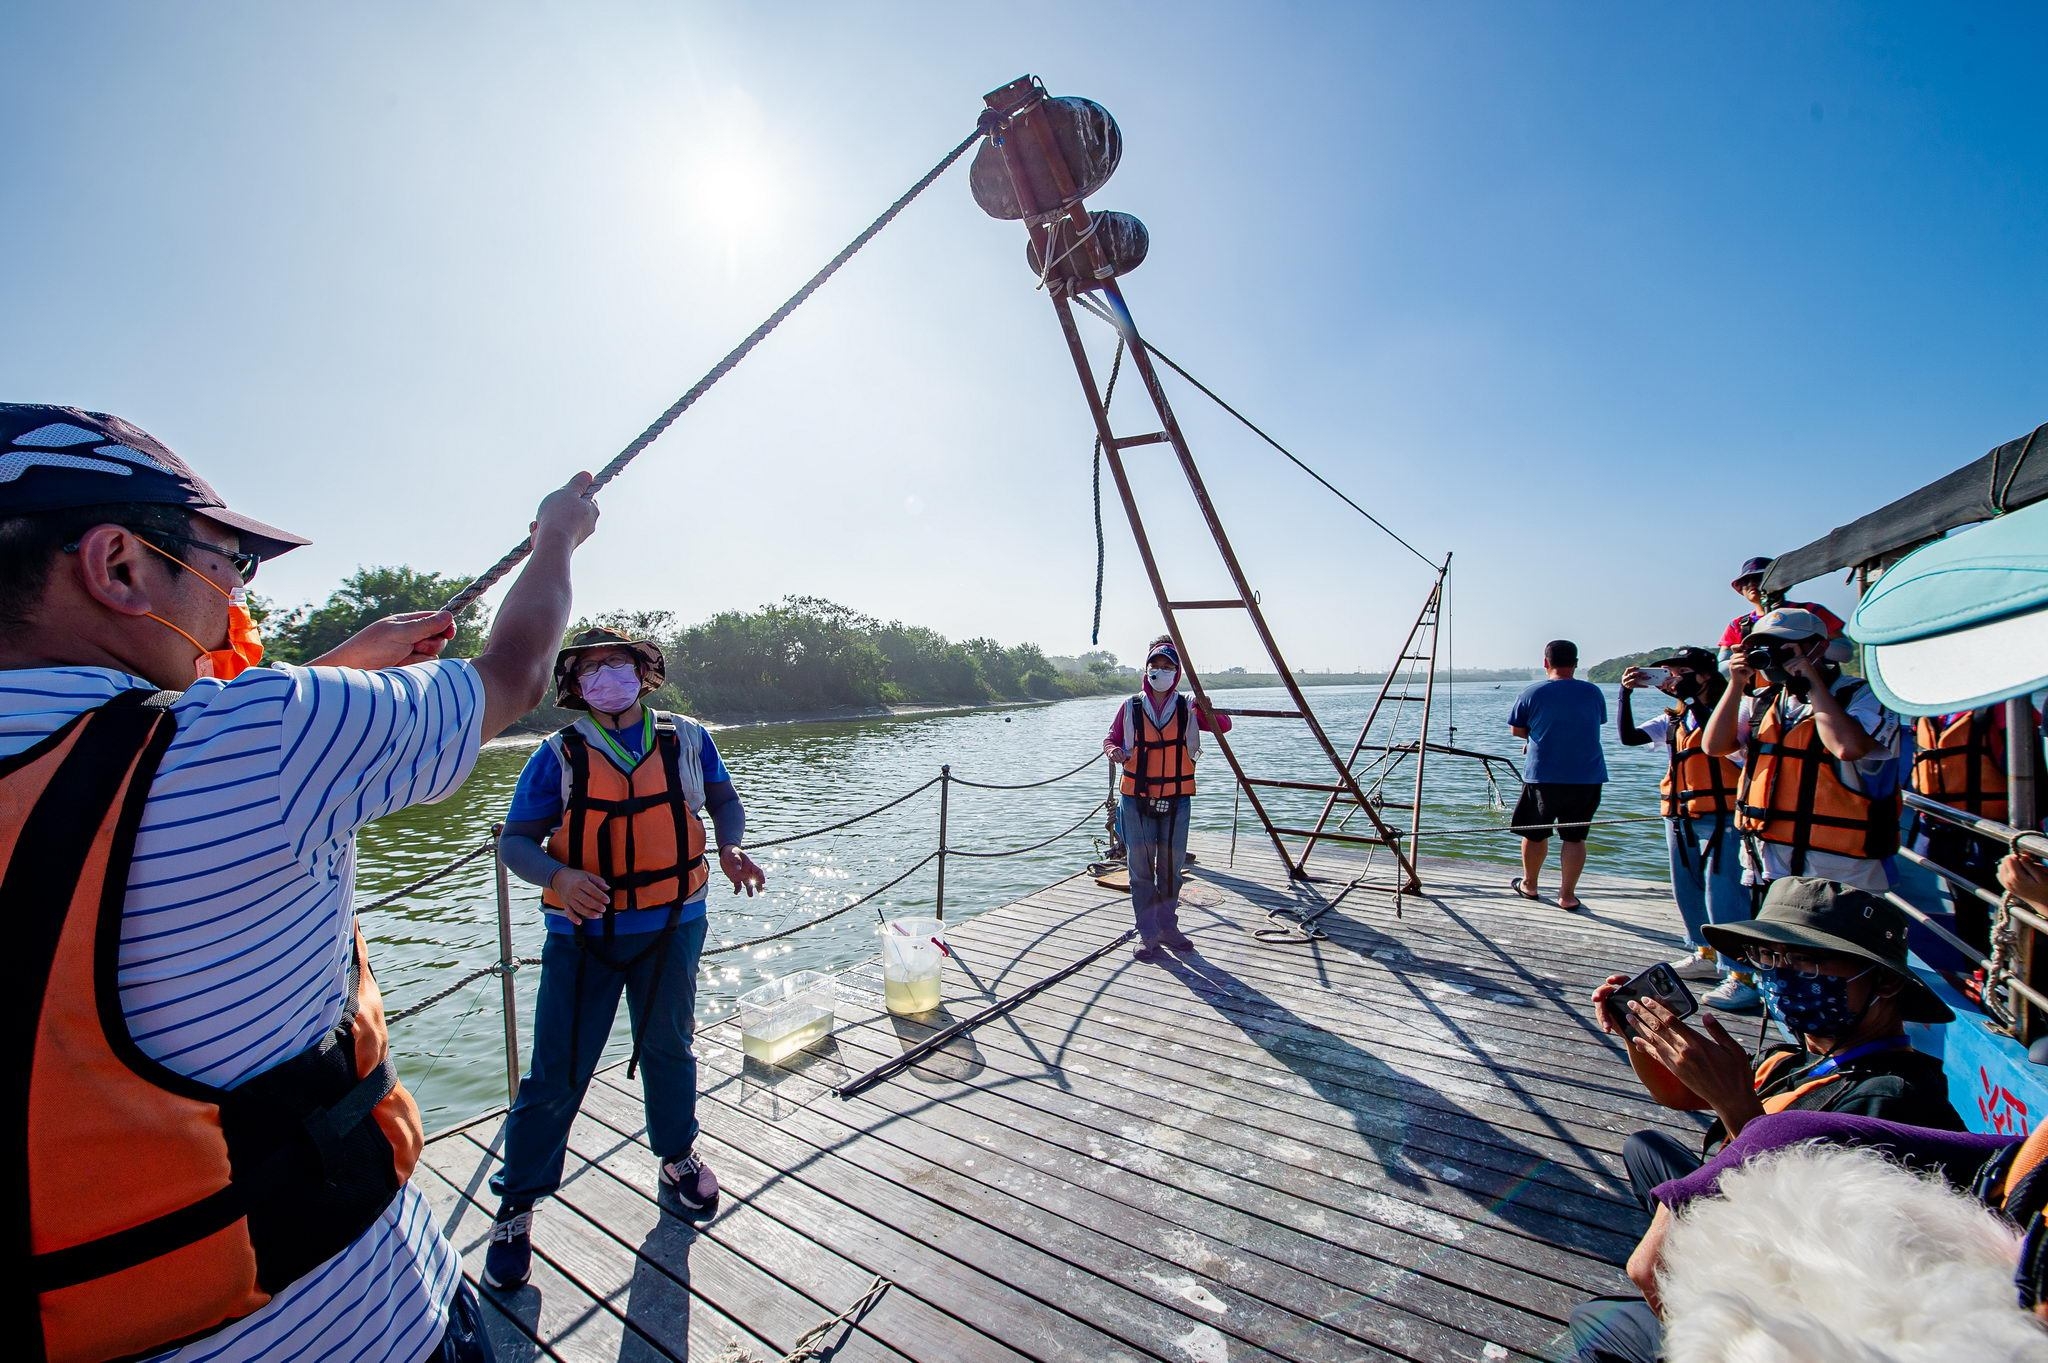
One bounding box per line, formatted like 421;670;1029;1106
4;4;2043;670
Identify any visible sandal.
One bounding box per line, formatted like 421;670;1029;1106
1510;877;1542;901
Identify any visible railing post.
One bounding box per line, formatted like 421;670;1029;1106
935;765;950;921
2009;696;2039;834
492;824;521;1106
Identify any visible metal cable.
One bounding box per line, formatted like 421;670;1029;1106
702;852;942;957
1089;338;1125;645
442;122;992;613
944;797;1108;859
947;750;1103;790
747;777;942;848
1068;293;1438;571
357;839;495;914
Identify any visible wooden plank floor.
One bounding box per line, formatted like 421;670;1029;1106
419;833;1709;1363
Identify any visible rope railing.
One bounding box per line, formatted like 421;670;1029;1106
946;749;1104;790
942;796;1109;859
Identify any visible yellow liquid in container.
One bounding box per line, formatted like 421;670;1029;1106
884;972;943;1016
739;1005;833;1065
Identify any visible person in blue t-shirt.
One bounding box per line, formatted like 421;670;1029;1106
483;626;765;1289
1507;639;1609;911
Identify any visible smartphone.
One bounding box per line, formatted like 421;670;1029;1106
1605;962;1697;1035
1633;667;1671;688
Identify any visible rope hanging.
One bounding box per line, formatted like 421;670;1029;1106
442;120;993;614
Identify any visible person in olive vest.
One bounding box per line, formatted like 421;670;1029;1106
1103;637;1231;961
483;627;766;1290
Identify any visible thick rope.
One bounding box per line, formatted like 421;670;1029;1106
716;1275;892;1363
1089;337;1125;645
387;958;543;1023
947;750;1103;790
357;839;495;913
702;852;941;957
442;123;991;614
747;776;941;848
944;797;1108;859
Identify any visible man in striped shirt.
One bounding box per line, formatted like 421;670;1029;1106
0;404;598;1363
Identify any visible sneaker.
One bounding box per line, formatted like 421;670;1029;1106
1670;951;1720;983
1160;932;1195;953
658;1150;720;1218
1702;975;1762;1011
481;1202;534;1290
1132;940;1167;963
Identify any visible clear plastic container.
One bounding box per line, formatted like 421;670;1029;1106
881;916;948;1015
735;969;836;1065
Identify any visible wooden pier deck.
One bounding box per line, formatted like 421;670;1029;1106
416;834;1709;1363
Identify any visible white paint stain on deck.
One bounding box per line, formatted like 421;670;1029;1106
1140;1271;1228;1314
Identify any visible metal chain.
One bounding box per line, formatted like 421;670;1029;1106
443;122;992;613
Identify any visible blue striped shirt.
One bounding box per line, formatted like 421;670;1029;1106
0;660;485;1363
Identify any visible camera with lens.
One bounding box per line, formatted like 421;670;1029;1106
1743;638;1799;673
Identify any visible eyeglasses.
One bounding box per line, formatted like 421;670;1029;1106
1739;946;1838;978
573;658;638;680
63;527;262;583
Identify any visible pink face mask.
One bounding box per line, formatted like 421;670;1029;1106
578;662;643;714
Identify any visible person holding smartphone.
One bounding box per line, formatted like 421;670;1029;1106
1619;648;1758;1008
1571;878;1963;1363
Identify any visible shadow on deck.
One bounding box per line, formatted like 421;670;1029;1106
416;833;1706;1362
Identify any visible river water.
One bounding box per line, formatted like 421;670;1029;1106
362;681;1673;1127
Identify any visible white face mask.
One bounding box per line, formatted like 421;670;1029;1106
1147;667;1178;692
578;661;643;714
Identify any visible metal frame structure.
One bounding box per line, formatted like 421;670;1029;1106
979;77;1418;890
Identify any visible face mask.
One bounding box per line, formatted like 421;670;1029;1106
1672;674;1704;702
1146;667;1178;692
1757;965;1874;1037
136;536;263;681
578;662;643;714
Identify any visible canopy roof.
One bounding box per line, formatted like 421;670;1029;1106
1763;421;2048;593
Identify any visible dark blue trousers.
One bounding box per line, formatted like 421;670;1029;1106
492;915;707;1204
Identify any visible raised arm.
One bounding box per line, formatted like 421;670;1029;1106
1701;658;1749;757
1617;673;1652;746
471;473;601;741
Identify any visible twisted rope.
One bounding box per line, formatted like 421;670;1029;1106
1089;337;1124;645
702;852;941;957
386;957;542;1023
443;122;991;613
944;797;1108;859
357;839;495;913
946;750;1103;790
747;777;941;848
716;1275;893;1363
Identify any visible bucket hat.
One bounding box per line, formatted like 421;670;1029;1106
1732;556;1775;590
1702;877;1952;1023
553;626;666;710
1848;498;2048;717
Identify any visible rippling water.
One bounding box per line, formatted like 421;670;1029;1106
360;681;1673;1126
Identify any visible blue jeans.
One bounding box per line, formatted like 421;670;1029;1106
431;1284;496;1362
1667;816;1746;964
492;915;707;1204
1121;794;1191;942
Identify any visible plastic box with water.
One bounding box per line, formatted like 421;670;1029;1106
882;916;948;1015
735;970;836;1065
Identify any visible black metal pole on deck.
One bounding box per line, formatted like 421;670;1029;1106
935;765;950;921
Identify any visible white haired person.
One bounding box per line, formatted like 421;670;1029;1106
1586;1111;2048;1362
1103;637;1231;961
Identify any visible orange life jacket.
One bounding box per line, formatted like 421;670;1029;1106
542;718;708;915
1659;713;1740;821
1120;695;1195;800
1913;707;2011;823
8;689;421;1363
1736;679;1900;870
1751;1047;1847;1115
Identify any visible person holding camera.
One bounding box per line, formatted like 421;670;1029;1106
1717;556;1845;665
1104;636;1230;961
1618;648;1754;1006
1570;878;1962;1363
1700;608;1903;895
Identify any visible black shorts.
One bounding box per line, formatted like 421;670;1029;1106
1511;782;1603;843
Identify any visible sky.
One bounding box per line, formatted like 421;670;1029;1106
4;3;2044;671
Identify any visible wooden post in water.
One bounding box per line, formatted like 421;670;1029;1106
935;765;951;921
491;824;522;1105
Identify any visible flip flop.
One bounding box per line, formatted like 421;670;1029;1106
1510;877;1542;901
1558;897;1586;913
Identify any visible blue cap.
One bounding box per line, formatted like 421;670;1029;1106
0;404;308;558
1849;498;2048;716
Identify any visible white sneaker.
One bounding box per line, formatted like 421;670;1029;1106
1702;976;1762;1011
1670;951;1720;983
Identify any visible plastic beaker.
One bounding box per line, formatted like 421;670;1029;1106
881;916;947;1015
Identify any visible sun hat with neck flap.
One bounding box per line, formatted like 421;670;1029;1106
1702;877;1952;1024
553;626;666;711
